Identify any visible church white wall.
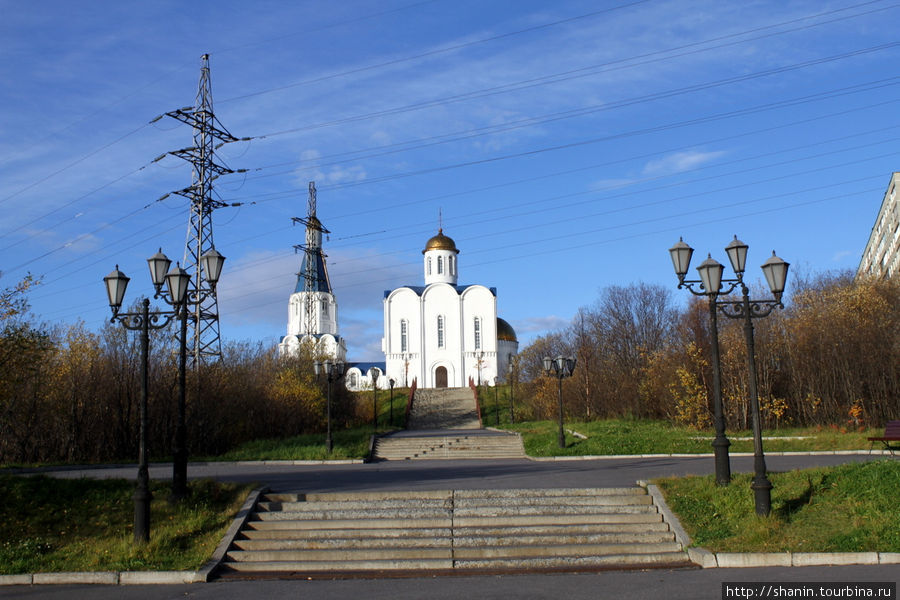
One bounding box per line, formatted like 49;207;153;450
421;283;463;387
384;287;422;387
461;285;497;385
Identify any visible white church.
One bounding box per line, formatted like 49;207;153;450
280;192;517;391
380;228;518;389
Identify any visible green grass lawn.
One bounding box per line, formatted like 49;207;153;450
654;459;900;553
209;428;374;461
0;476;251;574
501;419;879;456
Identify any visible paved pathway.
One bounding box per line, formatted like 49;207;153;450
408;387;481;429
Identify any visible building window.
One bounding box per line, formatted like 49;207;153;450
400;319;408;353
437;315;444;348
427;257;432;275
474;317;481;350
321;299;328;315
437;256;444;274
449;255;454;275
349;372;358;388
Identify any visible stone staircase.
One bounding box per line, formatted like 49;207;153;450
216;487;693;576
408;387;480;430
373;431;525;460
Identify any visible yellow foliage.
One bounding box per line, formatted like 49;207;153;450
760;395;788;427
669;342;711;430
265;367;325;429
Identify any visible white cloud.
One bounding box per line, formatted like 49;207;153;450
641;150;726;176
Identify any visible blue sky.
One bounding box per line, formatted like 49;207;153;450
1;0;896;360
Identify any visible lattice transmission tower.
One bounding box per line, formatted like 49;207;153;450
163;54;242;366
292;182;331;342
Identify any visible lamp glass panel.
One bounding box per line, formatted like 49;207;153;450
165;266;190;304
725;236;748;274
542;356;552;373
696;256;724;295
761;252;790;295
147;250;171;287
104;267;130;308
200;248;226;285
668;239;693;276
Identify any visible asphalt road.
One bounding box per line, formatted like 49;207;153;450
27;453;884;493
1;565;896;600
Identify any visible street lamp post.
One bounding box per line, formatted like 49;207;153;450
369;367;381;431
389;378;395;428
146;248;224;503
507;359;517;424
543;355;576;449
669;238;736;487
493;377;499;425
103;265;185;543
670;236;789;516
476;351;484;387
314;359;344;453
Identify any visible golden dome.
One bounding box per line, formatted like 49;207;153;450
422;229;459;254
497;318;517;342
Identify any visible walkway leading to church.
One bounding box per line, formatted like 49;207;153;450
373;387;526;460
407;387;481;430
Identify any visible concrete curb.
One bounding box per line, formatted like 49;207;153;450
642;480;900;569
530;450;892;461
196;485;268;582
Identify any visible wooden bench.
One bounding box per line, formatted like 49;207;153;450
868;420;900;455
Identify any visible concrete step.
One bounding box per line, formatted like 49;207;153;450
453;513;663;527
240;527;452;541
219;558;454;572
252;507;452;521
452;541;683;559
245;517;454;530
453;531;675;547
454;552;693;570
453;504;656;517
452;495;653;508
257;499;452;512
454;487;645;498
226;547;452;562
233;536;454;550
265;490;452;502
454;522;672;536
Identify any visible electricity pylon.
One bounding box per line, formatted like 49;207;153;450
164;54;240;366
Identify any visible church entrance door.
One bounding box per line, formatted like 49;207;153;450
435;366;448;388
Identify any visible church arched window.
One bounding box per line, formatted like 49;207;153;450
437;256;444;274
400;319;408;353
474;317;481;350
437;315;445;348
349;372;358;389
449;255;455;275
427;257;432;275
